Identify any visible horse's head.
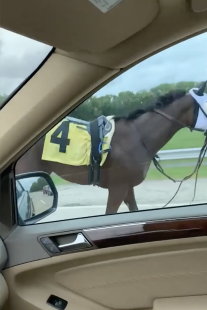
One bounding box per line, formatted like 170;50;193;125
188;81;207;132
115;81;207;133
149;81;207;133
189;81;207;114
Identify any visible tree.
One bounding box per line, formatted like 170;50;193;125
30;178;48;192
37;177;48;189
70;81;200;121
30;182;39;192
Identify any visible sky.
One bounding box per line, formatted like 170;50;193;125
0;28;207;98
18;177;38;191
0;28;52;96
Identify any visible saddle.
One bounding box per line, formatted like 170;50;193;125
66;115;112;186
89;116;112;186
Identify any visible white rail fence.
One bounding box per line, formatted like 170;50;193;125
157;148;206;161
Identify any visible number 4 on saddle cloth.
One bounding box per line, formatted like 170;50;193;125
41;115;115;186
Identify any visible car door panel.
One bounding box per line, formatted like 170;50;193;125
3;203;207;268
0;274;9;309
0;239;7;269
0;239;9;308
2;236;207;310
54;245;207;310
2;171;207;310
154;296;207;310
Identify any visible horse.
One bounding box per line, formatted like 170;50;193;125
15;82;207;214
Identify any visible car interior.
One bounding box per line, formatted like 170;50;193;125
1;0;207;309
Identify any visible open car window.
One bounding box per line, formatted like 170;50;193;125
0;28;53;109
15;32;207;225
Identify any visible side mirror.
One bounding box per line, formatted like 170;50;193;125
15;171;58;225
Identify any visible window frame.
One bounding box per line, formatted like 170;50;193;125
0;46;55;110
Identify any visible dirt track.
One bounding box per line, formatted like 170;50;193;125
30;191;53;215
57;178;207;209
30;178;207;219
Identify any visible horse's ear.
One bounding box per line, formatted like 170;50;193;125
196;81;207;96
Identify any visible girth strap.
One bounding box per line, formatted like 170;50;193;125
89;119;101;186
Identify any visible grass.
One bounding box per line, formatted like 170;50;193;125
162;128;205;150
51;175;70;185
146;129;207;180
146;164;206;181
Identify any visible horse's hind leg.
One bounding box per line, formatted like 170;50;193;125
105;186;128;215
124;187;138;212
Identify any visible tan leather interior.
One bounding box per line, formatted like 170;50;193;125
0;274;9;308
1;0;159;54
191;0;207;13
63;0;207;69
153;296;207;310
1;0;207;68
2;237;207;310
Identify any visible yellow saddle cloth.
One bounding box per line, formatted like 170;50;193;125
41;116;115;166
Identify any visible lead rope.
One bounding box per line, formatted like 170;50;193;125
190;135;207;205
152;133;207;208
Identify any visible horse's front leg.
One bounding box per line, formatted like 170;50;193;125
124;187;138;212
105;186;128;215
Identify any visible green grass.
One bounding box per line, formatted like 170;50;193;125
162;128;205;150
147;162;206;181
147;129;206;180
51;175;70;185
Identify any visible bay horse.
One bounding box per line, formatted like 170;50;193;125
15;82;207;214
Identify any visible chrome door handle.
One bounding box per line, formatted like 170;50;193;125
58;233;91;249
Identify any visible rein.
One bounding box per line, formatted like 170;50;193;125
154;109;192;131
148;101;207;208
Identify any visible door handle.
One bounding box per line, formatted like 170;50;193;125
58;233;91;249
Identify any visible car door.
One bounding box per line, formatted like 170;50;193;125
2;170;207;310
1;31;207;310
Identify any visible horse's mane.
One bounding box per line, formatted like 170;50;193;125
114;89;186;122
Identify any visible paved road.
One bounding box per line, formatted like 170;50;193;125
57;178;207;209
36;178;207;222
30;178;207;220
29;191;53;215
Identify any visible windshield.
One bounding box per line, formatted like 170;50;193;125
0;28;53;108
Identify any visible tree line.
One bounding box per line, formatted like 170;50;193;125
30;177;48;192
0;81;200;121
70;81;200;120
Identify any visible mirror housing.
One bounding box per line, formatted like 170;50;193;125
15;171;58;225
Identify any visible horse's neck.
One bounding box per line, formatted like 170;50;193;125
135;96;194;156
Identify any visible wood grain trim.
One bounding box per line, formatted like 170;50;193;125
83;217;207;249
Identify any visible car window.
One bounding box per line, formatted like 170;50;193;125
15;32;207;224
0;28;52;109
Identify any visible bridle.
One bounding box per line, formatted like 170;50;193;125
153;93;200;131
145;85;207;208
